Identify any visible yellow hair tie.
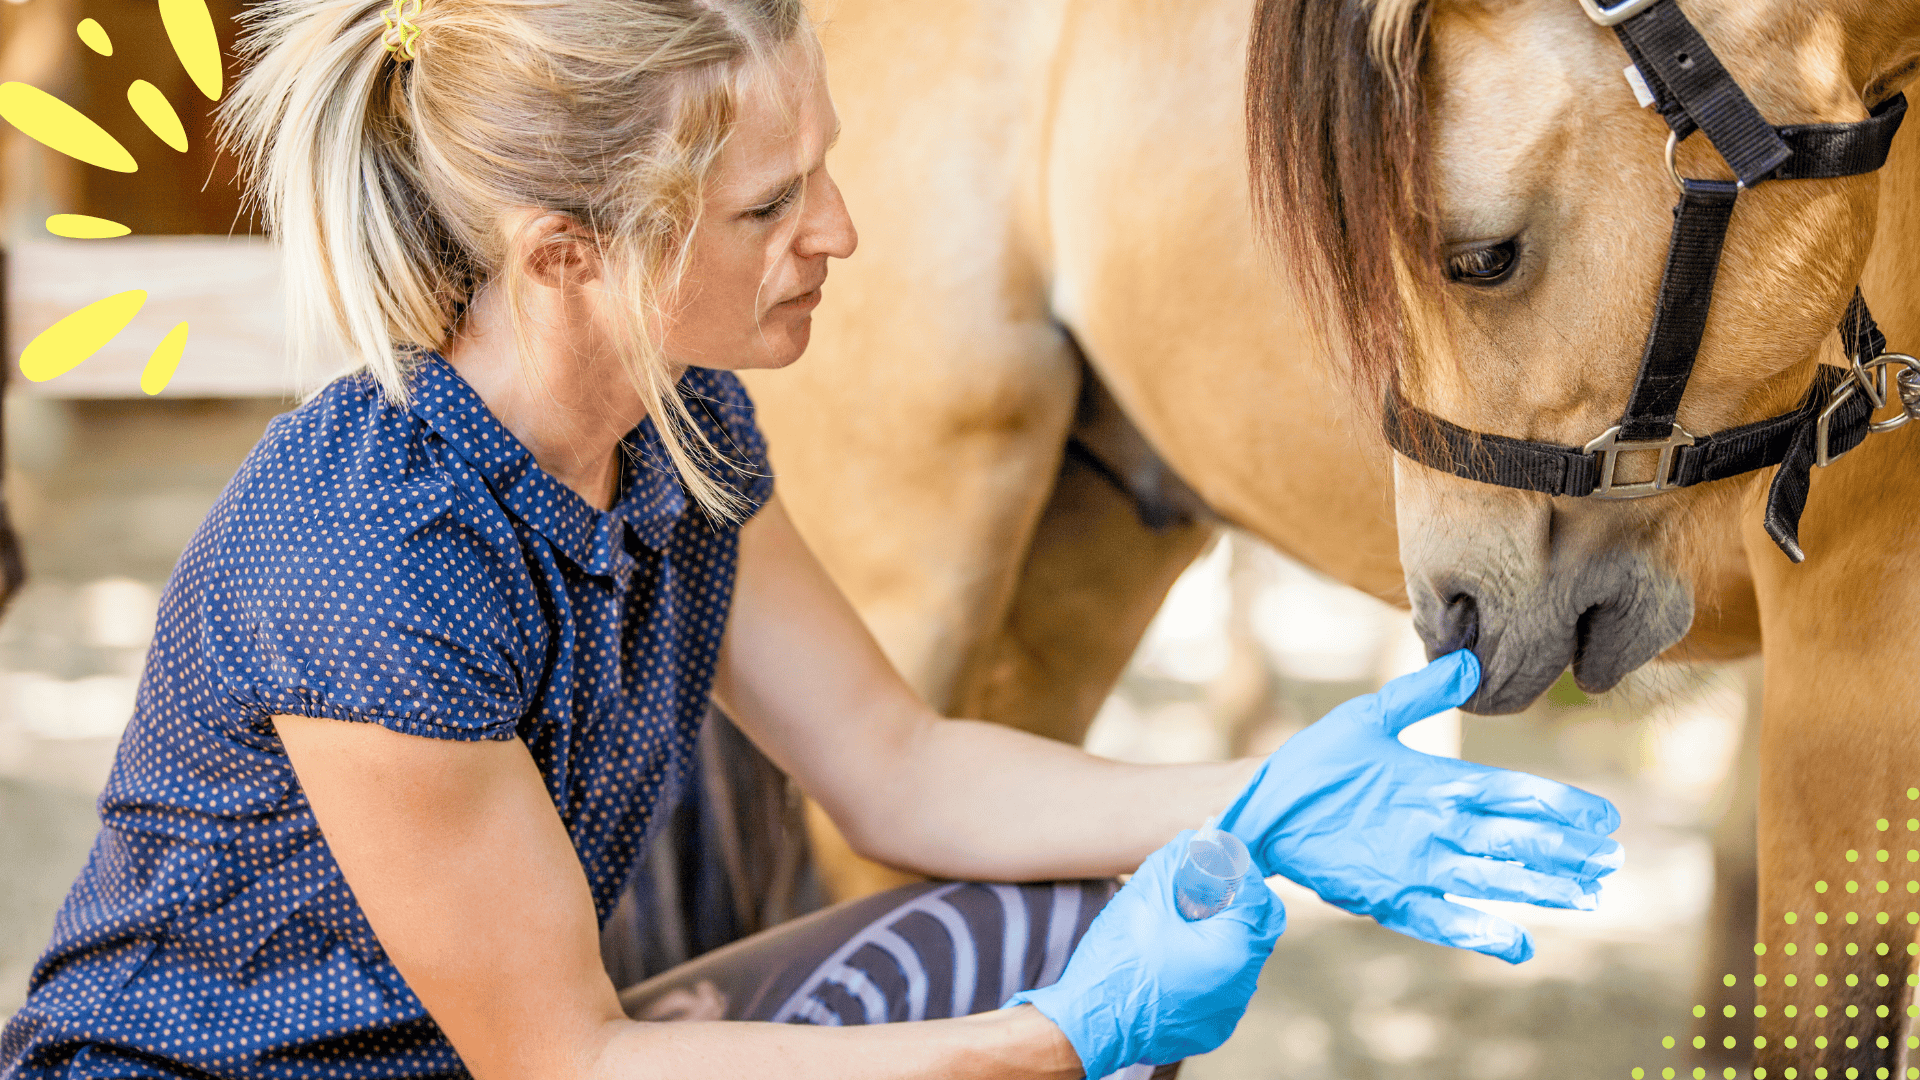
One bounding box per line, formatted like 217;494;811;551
381;0;422;61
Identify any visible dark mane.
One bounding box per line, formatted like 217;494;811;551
1246;0;1444;413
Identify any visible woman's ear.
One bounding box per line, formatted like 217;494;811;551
515;212;604;290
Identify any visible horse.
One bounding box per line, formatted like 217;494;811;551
744;0;1920;1074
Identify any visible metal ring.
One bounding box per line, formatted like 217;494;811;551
1663;130;1744;192
1862;353;1920;434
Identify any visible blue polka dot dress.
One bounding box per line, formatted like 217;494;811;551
0;353;774;1079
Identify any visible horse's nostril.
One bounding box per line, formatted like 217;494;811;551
1441;592;1479;654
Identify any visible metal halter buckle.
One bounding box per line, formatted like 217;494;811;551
1817;353;1920;466
1578;0;1662;27
1583;423;1698;498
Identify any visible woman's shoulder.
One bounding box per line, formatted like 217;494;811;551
187;374;538;740
201;371;526;602
231;372;464;535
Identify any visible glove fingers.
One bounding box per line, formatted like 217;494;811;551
1463;768;1622;835
1377;651;1481;736
1379;889;1534;964
1430;852;1601;910
1442;814;1624;882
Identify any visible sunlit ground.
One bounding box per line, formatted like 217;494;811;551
0;405;1743;1077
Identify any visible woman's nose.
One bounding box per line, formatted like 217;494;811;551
797;172;858;260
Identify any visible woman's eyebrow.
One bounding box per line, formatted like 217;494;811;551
746;123;842;207
748;174;803;209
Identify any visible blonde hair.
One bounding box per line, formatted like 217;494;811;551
219;0;809;520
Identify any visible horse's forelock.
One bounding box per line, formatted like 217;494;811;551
1247;0;1445;415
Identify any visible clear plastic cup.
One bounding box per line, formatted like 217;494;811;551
1173;821;1253;921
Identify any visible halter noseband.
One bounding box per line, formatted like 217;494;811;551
1383;0;1915;563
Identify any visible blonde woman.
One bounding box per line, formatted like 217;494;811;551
0;1;1624;1078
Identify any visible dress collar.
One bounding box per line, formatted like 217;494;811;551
406;353;689;578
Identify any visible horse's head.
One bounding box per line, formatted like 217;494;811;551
1249;0;1916;713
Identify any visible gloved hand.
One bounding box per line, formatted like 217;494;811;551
1218;650;1623;964
1006;830;1285;1079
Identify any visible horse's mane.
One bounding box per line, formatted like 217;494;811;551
1247;0;1444;412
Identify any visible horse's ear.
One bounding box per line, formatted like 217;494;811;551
1864;55;1920;110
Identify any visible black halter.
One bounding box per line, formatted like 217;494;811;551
1383;0;1912;563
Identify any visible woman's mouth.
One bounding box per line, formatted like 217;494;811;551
775;287;822;312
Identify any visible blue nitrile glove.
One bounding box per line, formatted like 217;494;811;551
1006;831;1286;1079
1218;650;1624;964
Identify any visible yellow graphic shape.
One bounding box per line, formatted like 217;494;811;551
44;214;130;239
142;322;189;395
127;80;188;152
158;0;222;101
20;290;147;382
76;18;112;56
0;83;137;173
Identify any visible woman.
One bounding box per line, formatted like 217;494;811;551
0;1;1624;1077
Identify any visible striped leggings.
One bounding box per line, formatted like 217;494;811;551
614;879;1180;1080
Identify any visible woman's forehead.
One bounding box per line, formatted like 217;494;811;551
716;41;836;193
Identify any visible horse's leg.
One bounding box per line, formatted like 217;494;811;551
746;318;1080;904
1752;113;1920;1076
1696;662;1762;1060
953;364;1217;743
1749;461;1920;1079
770;374;1217;899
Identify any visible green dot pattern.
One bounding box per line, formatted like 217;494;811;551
1633;799;1920;1080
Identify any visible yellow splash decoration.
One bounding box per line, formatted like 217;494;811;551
141;322;190;395
20;290;148;383
76;18;113;56
127;80;188;152
0;83;137;173
19;0;225;393
158;0;222;102
44;214;131;239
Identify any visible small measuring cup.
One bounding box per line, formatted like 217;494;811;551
1172;816;1254;921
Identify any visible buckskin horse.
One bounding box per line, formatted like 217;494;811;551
744;0;1920;1074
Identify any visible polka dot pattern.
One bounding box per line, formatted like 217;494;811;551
1;354;773;1078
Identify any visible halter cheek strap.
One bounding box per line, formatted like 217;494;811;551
1383;0;1909;563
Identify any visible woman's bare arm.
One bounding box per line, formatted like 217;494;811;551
274;714;1081;1080
710;496;1262;883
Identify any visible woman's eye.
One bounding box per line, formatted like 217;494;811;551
1445;239;1518;284
750;183;801;220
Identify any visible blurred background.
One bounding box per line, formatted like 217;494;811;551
0;0;1755;1075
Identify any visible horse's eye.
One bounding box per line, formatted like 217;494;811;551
1445;239;1518;284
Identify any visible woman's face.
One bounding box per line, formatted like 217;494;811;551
657;38;857;371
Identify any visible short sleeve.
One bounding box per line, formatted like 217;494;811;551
201;460;531;743
682;368;776;518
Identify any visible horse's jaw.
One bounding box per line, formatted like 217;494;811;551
1392;459;1696;715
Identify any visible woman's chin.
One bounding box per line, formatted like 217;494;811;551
678;319;813;372
745;320;812;370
